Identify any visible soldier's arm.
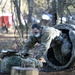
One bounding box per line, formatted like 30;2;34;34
36;32;52;59
23;35;37;53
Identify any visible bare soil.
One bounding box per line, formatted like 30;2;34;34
0;30;75;75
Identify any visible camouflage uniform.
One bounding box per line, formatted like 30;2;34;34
23;26;62;59
51;33;71;64
0;48;43;73
0;56;22;73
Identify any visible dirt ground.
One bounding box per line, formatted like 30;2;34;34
0;29;75;75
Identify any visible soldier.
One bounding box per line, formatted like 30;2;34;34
0;49;43;73
51;34;71;65
21;23;62;60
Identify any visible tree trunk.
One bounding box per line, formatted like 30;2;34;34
27;0;33;23
57;0;66;24
52;0;57;26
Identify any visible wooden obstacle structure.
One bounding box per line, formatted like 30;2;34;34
11;67;39;75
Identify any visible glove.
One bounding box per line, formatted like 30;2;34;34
19;51;33;58
35;55;41;60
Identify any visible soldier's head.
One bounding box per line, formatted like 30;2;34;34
32;24;41;37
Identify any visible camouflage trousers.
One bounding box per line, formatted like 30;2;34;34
0;56;43;73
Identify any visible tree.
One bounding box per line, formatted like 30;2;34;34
12;0;26;45
52;0;57;26
27;0;34;23
57;0;75;24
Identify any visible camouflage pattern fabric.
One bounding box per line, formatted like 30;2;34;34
0;56;22;73
0;59;1;72
61;33;71;56
21;58;43;69
23;26;62;59
0;56;43;73
51;33;71;65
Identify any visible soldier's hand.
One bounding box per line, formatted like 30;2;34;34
19;51;33;58
16;51;26;57
35;55;41;60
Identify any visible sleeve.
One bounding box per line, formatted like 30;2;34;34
36;32;52;59
23;35;37;53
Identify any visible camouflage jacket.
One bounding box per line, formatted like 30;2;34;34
23;26;62;59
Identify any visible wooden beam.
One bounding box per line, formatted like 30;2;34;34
11;67;39;75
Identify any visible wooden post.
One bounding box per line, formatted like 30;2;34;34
11;67;39;75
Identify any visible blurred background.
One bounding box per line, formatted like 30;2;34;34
0;0;75;50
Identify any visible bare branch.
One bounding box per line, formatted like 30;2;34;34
2;0;7;12
0;0;2;4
